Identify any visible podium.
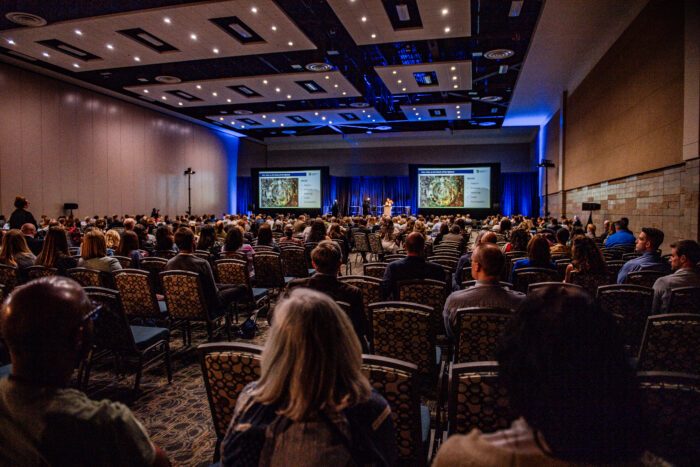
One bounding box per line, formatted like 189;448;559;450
383;203;392;217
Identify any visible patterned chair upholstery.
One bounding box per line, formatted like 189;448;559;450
430;249;460;260
26;265;57;280
384;254;406;263
569;270;612;295
353;232;371;258
112;255;132;269
67;267;103;287
198;342;263;459
527;282;584;294
452;308;513;363
427;256;457;273
83;287;171;392
363;262;388;279
597;284;653;354
503;251;527;281
368;234;384;261
140;257;168;295
369;301;437;380
512;267;559;293
397;279;447;339
280;246;310;278
361;355;426;465
434;242;461;255
459;265;473;284
550;253;571;263
338;275;382;325
251;245;274;253
625;270;668;288
448;362;517;435
253;252;289;290
0;264;18;293
638;372;700;466
667;286;700;314
153;250;177;260
638;314;700;374
303;242;318;268
113;269;164;319
215;259;269;322
605;260;626;280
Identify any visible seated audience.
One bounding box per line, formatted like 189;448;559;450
165;227;246;316
0;276;169;466
504;228;530;253
20;223;43;256
255;224;280;253
196;224;223;257
286;241;366;344
604;220;635;248
585;223;596;239
443;243;525;338
279;224;302;247
222;226;255;278
153;225;178;257
550;228;571;255
116;230;143;269
453;231;497;290
382;232;444;299
617;227;670;283
307;219;330;243
77;230;122;273
379;218;398;254
0;230;36;274
35;227;78;275
105;229;121;253
220;288;396;466
442;224;466;251
652;240;700;313
510;234;556;283
564;236;608;282
133;224;154;256
434;285;645;466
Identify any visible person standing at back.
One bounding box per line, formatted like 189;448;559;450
9;196;36;231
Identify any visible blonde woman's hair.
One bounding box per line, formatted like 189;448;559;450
253;288;370;421
81;230;107;260
105;229;121;250
0;230;31;266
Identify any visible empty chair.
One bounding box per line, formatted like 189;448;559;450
252;251;292;291
397;279;447;339
83;287;171;392
280;246;311;278
214;259;269;323
363;262;388;279
447;362;516;435
452;308;513;363
637;372;700;466
667;286;700;314
368;234;384;261
0;264;19;293
511;267;559;293
352;232;371;262
113;269;167;320
112;255;132;269
198;342;263;461
338;275;382;325
25;265;57;280
251;244;274;253
67;267;103;287
638;313;700;374
362;355;429;465
597;284;653;354
625;270;668;288
140;257;168;295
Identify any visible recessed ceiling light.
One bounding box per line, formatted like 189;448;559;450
212;92;217;96
361;16;367;22
452;76;457;80
190;33;197;40
287;94;292;99
371;34;376;39
161;96;167;100
334;84;338;88
178;102;183;106
397;79;402;84
402;87;406;91
106;44;114;50
456;105;460;109
74;29;82;36
196;85;202;89
271;25;277;31
321;116;326;120
251;7;258;13
415;112;419;115
220;117;224;121
392;70;397;75
262;115;267;118
134;56;140;62
213;48;219;54
143;89;149;93
7;39;16;45
342;91;346;95
280;123;284;126
272;119;276;122
42;52;50;57
72;63;80;68
164;17;171;24
418;117;421;120
227;98;231;103
442;8;449;15
329;121;333;124
457;115;461;119
412;107;416;110
288;41;293;46
457;110;461;114
444;26;451;33
450;66;456;71
453;84;458;88
484;49;514;60
275;87;281;92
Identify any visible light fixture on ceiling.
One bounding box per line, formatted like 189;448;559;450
212;92;217;96
484;49;514;59
226;98;231;103
453;84;458;88
479;121;497;126
444;27;451;33
392;70;397;75
480;96;503;102
499;65;509;74
74;29;82;36
441;8;449;15
42;52;50;57
106;44;114;50
275;87;281;92
305;62;332;72
5;11;47;27
271;25;277;31
72;63;80;68
196;84;202;89
361;16;367;22
190;33;197;40
163;17;171;24
288;41;293;46
161;96;167;100
251;7;258;13
143;89;149;93
371;34;376;39
134;56;140;62
286;94;292;99
509;1;524;17
155;75;181;84
376;125;392;131
7;39;16;45
178;102;183;106
213;48;219;53
234;110;253;115
450;66;456;71
402;87;406;91
396;4;410;21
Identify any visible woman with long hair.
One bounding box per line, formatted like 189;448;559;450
565;236;608;283
505;228;530;253
256;223;280;253
197;224;223;257
0;229;36;272
105;229;121;252
78;230;122;272
307;219;330;243
223;226;255;277
221;288;397;465
510;234;556;282
154;225;178;258
35;227;77;275
379;217;397;253
116;230;143;269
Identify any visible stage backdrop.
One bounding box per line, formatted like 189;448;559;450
237;172;538;217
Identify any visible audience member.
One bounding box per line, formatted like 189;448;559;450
443;243;525;338
651;240;700;313
585;223;596;239
255;224;280;253
0;230;36;275
123;218;136;231
154;225;178;257
504;228;529;253
105;229;121;253
116;231;143;269
379;218;398;253
382;232;444;299
0;276;169;466
307;219;330;243
9;196;37;230
616;227;670;283
564;236;607;282
453;231;497;290
222;226;255;278
220;288;396;466
550;228;571;255
35;227;78;275
20;223;43;256
510;235;556;283
599;220;612;241
77;230;122;273
279;224;302;247
603;220;635;248
196;224;223;257
434;285;645;466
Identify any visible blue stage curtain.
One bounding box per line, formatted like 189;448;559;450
236;176;253;214
327;176;412;216
500;172;539;217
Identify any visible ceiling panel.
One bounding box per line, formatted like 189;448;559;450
206;107;386;131
400;102;471;121
375;60;471;94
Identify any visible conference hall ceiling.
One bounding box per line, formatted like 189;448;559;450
0;0;543;138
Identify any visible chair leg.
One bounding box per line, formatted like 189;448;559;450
164;342;172;383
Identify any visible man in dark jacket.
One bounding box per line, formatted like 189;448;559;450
9;196;37;230
382;232;445;299
286;241;367;345
21;223;43;256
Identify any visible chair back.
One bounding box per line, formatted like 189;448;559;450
597;284;653;354
430;249;460;260
303;242;318;268
638;314;700;374
368;234;383;256
84;287;138;354
569;270;612;295
361;355;423;463
384;254;406;263
622;252;643;261
512;267;559;293
527;282;584;294
0;264;18;293
160;270;210;321
453;308;513;363
26;265;57;280
112;255;132;269
605;260;626;280
503;251;527;280
637;372;700;466
280;246;309;278
198;343;263;440
397;279;447;337
369;301;436;378
668;286;700;314
140;257;168;294
554;259;571;281
626;270;668;288
427;256;457;273
448;362;516;435
215;258;252;288
338;275;382;325
194;250;213;262
113;269;162;319
252;244;274;253
353;233;371;253
67;267;103;287
434;242;460;254
253;252;285;288
363;262;388;279
550;253;571;262
154;250;177;260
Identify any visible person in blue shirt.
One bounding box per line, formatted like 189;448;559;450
510;234;557;283
604;221;636;248
617;227;671;283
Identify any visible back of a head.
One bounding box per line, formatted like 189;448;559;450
174;227;195;252
527;234;551;265
14;196;27;210
255;288;369;421
155;225;173;250
497;285;643;463
480;231;497;244
2;277;90;373
509;229;530;251
450;224;461;235
404;231;425;254
571;236;606;273
117;230;139;256
473;243;505;277
81;230;107;260
225;226;244;252
0;230;29;262
311;240;341;274
555;228;570;244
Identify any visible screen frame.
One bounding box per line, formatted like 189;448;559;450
409;163;500;216
252;166;328;215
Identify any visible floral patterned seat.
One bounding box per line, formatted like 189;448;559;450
338;275;382;325
0;264;18;294
452;308;513;363
140;257;168;295
638;313;700;374
67;267;103;287
597;284;653;354
114;269;165;320
26;265;57;280
280;246;310;278
512;267;559;293
363;262;388;279
625;270;668;288
667;286;700;314
397;279;447;340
